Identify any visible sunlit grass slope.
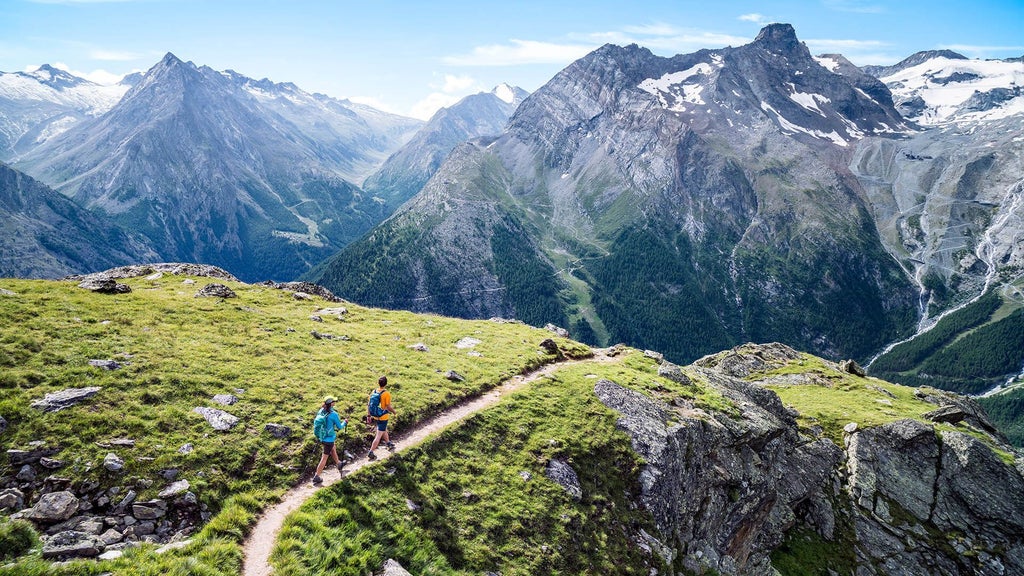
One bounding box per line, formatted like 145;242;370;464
272;350;733;576
0;275;581;575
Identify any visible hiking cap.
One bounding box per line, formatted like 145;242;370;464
323;395;336;404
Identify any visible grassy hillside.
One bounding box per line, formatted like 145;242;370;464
1;274;1017;575
0;275;582;575
271;350;732;575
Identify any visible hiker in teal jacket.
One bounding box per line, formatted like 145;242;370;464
312;396;347;485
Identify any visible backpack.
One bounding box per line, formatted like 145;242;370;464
313;409;330;440
368;389;386;418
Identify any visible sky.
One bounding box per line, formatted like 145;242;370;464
1;0;1022;120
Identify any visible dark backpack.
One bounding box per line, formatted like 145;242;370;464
313;409;330;440
368;389;386;417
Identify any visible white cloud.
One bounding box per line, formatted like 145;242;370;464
580;29;750;53
442;39;596;66
738;13;769;24
52;62;127;85
441;74;477;93
408;92;463;120
622;23;680;36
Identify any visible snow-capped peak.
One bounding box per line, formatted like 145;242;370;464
492;83;516;104
880;55;1024;124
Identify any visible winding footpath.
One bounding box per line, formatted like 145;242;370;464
241;352;613;576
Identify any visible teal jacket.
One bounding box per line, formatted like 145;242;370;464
318;409;346;442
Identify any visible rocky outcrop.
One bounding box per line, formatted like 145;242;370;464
192;407;240;431
598;343;1024;576
66;263;238;283
30;386;102;412
257;280;343;303
195;283;237;298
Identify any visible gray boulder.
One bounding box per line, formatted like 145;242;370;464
378;558;414;576
158;480;190;499
132;499;168;520
25;491;79;522
30;386;102;412
88;359;122;370
195;283;236;298
0;488;25;510
211;394;238;406
539;338;561;357
839;359;866;377
103;452;125;473
657;361;691;385
544;459;582;502
192;407;240;431
544;323;570;338
41;530;102;559
444;370;466;382
16;464;36;482
264;423;291;438
77;277;130;294
0;415;7;434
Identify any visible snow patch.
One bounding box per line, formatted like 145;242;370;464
638;60;721;112
882;56;1024;124
814;56;842;73
493;83;516;104
787;84;831;117
761;101;849;147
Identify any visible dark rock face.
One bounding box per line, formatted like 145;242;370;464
597;343;1024;575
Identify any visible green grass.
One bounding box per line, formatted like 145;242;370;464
272;350;727;575
0;276;576;572
758;354;960;445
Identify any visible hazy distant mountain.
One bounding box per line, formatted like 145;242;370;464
0;162;157;278
14;53;422;281
362;83;529;209
310;24;920;363
0;65;130;159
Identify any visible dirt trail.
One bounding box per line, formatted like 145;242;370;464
241;351;615;576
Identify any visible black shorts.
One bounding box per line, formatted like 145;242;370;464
321;441;335;455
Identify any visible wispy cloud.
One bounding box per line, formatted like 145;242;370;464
441;74;477;93
822;0;886;14
442;39;595;66
738;13;770;24
51;62;128;84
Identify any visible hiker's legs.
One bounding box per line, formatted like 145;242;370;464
330;444;341;466
315;442;334;477
369;419;388;453
370;429;384;451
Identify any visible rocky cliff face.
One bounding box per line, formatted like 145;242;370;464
596;343;1024;575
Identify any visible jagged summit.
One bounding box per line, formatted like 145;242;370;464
751;23;806;55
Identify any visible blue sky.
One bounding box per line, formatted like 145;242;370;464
1;0;1021;119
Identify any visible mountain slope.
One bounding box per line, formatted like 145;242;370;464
362;83;529;210
0;162;157;278
1;273;1020;576
310;24;919;364
13;53;422;282
0;65;130;160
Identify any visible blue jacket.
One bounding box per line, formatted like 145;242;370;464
318;409;346;442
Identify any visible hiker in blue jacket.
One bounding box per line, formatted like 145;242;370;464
312;395;347;485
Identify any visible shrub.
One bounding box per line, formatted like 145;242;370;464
0;519;39;561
